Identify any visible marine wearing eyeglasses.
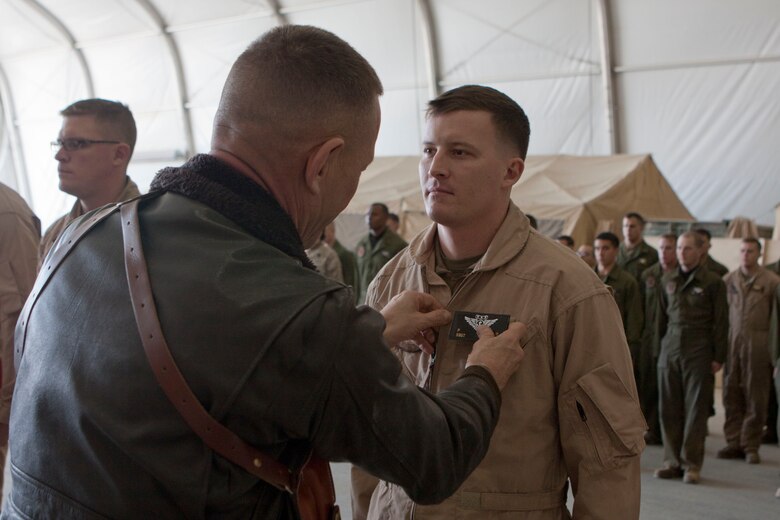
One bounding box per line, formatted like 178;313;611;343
40;98;140;261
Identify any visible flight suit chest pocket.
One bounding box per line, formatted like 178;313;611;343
563;363;646;475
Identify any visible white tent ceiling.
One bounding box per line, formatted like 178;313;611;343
1;0;778;229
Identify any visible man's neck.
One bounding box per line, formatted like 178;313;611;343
370;226;386;237
740;265;758;277
625;238;642;250
598;263;615;277
79;176;127;212
436;218;504;261
661;261;678;273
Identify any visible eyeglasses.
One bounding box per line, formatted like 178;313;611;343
51;138;120;153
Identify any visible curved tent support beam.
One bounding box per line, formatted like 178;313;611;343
19;0;94;97
0;63;31;201
135;0;196;159
416;0;442;99
267;0;289;26
595;0;619;154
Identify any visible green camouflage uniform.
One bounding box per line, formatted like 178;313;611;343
333;240;359;299
602;265;644;379
640;262;665;440
618;240;659;281
658;267;728;470
355;229;407;304
704;255;729;277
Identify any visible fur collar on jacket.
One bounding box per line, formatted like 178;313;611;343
150;153;315;270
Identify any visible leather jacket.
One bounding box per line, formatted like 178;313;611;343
6;155;502;519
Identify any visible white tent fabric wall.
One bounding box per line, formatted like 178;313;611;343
0;0;778;231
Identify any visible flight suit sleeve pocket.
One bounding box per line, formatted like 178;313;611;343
563;363;646;475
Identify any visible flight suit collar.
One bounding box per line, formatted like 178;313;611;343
407;201;530;274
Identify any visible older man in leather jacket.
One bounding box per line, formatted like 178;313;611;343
4;26;528;520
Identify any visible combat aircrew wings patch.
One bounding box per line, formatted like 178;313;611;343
449;311;510;341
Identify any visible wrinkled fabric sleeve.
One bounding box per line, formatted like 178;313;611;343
301;290;501;505
555;292;644;519
625;277;644;357
0;213;39;436
711;279;729;364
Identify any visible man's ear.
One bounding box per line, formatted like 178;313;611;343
503;157;525;187
113;143;131;165
304;137;345;194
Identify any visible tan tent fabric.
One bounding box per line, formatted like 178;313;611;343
345;154;694;246
775;204;780;239
726;217;759;238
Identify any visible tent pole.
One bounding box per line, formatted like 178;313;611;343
416;0;441;99
135;0;196;159
0;64;32;203
267;0;289;26
595;0;619;154
19;0;94;97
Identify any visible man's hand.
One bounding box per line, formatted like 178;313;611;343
381;291;451;351
466;323;527;390
712;361;722;374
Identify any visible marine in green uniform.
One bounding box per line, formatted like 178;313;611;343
618;212;659;281
695;228;729;277
324;221;358;297
355;202;407;303
595;232;643;377
654;231;728;484
639;233;678;444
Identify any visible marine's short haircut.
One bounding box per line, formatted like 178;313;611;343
624;212;646;226
694;228;712;241
60;98;137;155
388;212;400;223
218;25;383;134
595;232;620;248
370;202;389;215
426;85;531;159
556;235;575;247
680;231;704;248
660;233;678;242
741;237;762;252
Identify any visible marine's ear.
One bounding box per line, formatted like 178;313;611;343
503;157;524;187
304;137;345;195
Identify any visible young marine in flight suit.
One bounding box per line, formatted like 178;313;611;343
352;85;645;520
718;238;780;463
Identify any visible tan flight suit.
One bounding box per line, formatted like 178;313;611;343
658;267;728;470
618;240;659;281
601;264;644;380
722;268;780;451
354;228;407;304
640;262;665;440
0;182;40;495
40;177;140;262
354;203;645;519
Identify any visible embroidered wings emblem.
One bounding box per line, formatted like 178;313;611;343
465;315;498;331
